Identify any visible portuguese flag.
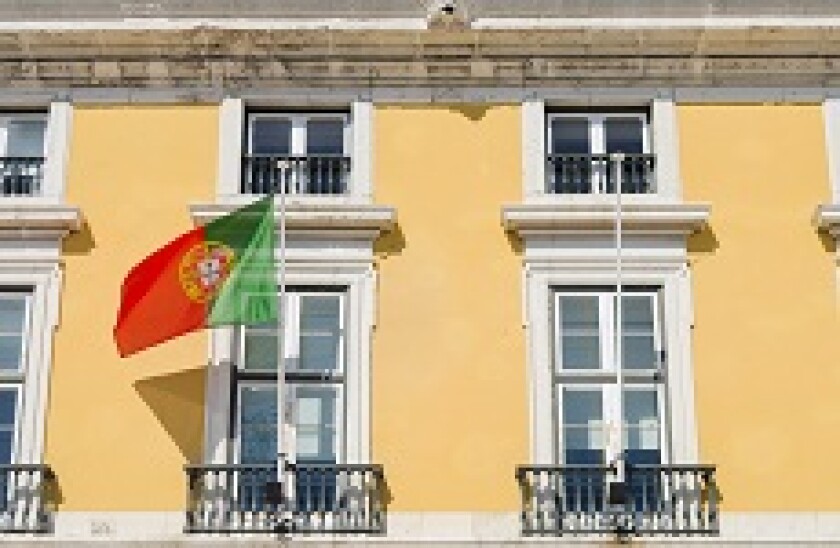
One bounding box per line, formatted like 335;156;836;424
114;197;277;357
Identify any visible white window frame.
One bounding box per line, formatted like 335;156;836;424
217;98;373;201
246;112;351;158
552;288;668;466
545;113;651;196
0;114;48;158
546;112;650;157
0;268;61;467
523;97;681;200
233;291;347;465
525;263;697;467
0;384;23;465
204;264;374;467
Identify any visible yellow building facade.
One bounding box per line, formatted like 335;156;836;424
0;1;840;544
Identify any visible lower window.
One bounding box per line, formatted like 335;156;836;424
554;287;665;467
234;289;345;511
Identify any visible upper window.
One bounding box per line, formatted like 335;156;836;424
243;113;350;196
546;113;654;195
0;114;47;197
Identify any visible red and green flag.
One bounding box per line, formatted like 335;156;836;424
114;197;277;357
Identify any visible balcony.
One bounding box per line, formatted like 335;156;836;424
0;465;55;534
185;463;385;535
516;464;718;537
546;154;656;195
0;157;45;197
241;155;351;196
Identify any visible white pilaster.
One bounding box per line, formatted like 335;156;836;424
823;98;840;202
522;99;545;199
43;101;72;201
217;96;244;197
652;94;681;200
351;100;374;200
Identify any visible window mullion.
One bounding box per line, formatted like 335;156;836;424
281;294;300;460
0;122;8;158
601;293;614;374
591;116;605;154
291;116;307;156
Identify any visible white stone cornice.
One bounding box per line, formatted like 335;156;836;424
190;201;396;238
0;202;82;237
502;201;711;237
814;203;840;236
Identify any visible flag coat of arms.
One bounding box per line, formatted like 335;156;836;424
114;197;277;357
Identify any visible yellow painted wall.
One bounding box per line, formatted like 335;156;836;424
681;104;840;510
373;105;526;511
47;105;216;510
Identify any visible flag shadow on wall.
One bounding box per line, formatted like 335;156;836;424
133;366;206;464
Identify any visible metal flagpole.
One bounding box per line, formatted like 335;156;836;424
613;152;625;484
276;161;288;486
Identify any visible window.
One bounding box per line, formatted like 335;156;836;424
546;113;653;195
0;115;47;197
235;290;345;467
0;292;31;467
243;113;350;195
553;288;665;467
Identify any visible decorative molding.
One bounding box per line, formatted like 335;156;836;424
0;203;81;236
814;203;840;236
0;86;833;106
4;27;840;89
502;201;711;237
44;510;840;542
190;201;396;237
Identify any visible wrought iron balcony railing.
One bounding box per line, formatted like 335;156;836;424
0;465;55;534
546;153;656;195
0;157;45;197
241;155;351;195
516;464;718;537
185;463;385;535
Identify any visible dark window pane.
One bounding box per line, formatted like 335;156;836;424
0;336;22;371
564;448;605;466
243;331;278;371
251;119;291;155
7;121;46;157
0;431;11;464
624;335;657;369
240;386;277;464
561;335;601;369
0;298;25;333
551;119;590;154
561;296;599;330
605;118;644;154
306;120;344;155
0;390;15;427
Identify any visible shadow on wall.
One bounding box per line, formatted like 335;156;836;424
505;229;524;255
447;104;492;121
374;224;406;258
134;366;206;464
687;225;720;255
818;228;836;254
61;218;96;255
